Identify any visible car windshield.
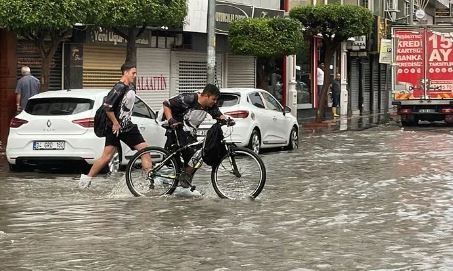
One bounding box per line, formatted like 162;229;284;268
218;94;240;107
25;98;94;115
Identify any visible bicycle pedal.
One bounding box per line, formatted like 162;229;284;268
190;185;196;192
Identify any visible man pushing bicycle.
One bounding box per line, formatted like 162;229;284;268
162;84;227;189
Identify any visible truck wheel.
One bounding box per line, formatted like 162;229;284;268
401;118;418;126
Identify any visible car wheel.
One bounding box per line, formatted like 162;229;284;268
285;127;298;150
248;129;261;154
9;163;31;172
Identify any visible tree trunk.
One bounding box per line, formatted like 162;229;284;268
315;42;339;122
125;28;138;65
38;38;60;92
40;57;50;91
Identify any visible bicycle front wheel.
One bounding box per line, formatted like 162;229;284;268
211;146;266;199
126;147;179;197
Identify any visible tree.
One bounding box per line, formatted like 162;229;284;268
229;17;304;91
93;0;187;65
0;0;91;91
290;4;374;121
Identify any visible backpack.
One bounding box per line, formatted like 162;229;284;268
202;122;227;166
93;105;110;137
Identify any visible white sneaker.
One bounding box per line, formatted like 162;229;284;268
173;187;202;197
78;174;92;189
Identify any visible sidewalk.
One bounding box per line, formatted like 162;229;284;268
299;111;397;133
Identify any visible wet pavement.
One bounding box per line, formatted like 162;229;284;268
1;120;453;270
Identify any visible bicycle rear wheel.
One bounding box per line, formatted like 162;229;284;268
211;146;266;199
126;147;179;197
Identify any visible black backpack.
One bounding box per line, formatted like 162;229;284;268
94;104;110;137
202;122;227;166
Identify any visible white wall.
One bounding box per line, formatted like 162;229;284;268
222;0;280;10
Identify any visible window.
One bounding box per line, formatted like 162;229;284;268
132;98;155;119
248;92;265;108
218;94;240;107
25;98;94;115
261;92;283;112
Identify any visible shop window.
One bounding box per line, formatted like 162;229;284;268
296;41;311;105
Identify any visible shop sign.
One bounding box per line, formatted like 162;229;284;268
136;75;168;91
379;39;392;64
351;36;367;50
215;1;253;34
253;7;284;19
88;28;152;46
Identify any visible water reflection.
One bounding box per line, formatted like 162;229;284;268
1;124;453;269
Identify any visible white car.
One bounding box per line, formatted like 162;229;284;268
6;89;166;172
197;88;299;153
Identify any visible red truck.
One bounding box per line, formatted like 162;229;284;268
392;26;453;126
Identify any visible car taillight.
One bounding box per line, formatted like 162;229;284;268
72;117;95;128
399;108;412;114
10;117;28;128
224;110;249;118
441;108;453;113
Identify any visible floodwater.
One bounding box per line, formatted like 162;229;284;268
1;123;453;270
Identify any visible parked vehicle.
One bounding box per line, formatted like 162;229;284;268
6;89;166;172
197;88;299;154
392;26;453;126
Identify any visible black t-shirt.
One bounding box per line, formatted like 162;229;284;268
103;82;136;131
164;93;222;131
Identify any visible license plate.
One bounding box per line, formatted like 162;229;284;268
33;141;65;150
197;129;208;136
419;109;435;113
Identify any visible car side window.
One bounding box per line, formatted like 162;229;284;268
133;97;155;119
262;92;283;112
248;92;265;109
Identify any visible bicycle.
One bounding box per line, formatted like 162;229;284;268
125;119;266;199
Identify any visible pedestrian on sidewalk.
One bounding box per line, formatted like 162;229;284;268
15;66;40;113
316;62;325;106
330;73;341;118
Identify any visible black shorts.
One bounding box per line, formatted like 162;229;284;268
105;124;145;149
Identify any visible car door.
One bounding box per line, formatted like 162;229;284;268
260;92;288;145
121;97;166;162
247;91;275;145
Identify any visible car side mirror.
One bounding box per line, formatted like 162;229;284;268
284;106;291;114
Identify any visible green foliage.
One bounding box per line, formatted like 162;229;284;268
0;0;89;34
229;17;304;58
289;4;374;42
91;0;187;28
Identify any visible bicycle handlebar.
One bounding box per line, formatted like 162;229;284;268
218;118;235;127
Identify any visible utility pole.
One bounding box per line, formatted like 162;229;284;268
409;0;414;25
207;0;216;85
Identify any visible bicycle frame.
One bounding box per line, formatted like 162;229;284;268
150;129;240;181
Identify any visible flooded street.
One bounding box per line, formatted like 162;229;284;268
1;123;453;270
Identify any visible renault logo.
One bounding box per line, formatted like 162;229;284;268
47;120;52;128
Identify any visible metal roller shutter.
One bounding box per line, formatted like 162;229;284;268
83;45;126;88
226;55;256;88
361;58;371;114
380;64;390;113
350;57;360;114
136;48;171;109
170;51;224;95
16;41;63;90
371;57;380;114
